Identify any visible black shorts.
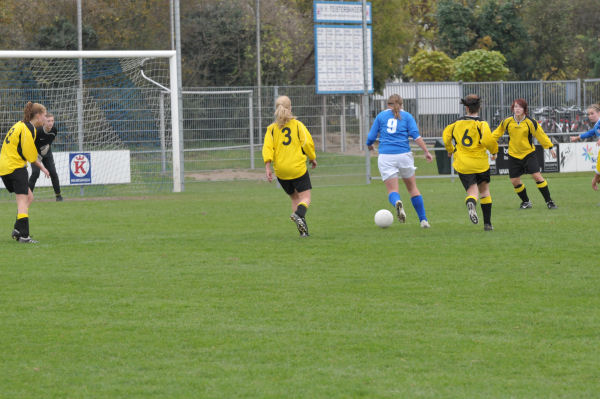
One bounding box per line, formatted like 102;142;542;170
458;169;491;191
1;167;29;195
277;171;312;195
509;152;540;178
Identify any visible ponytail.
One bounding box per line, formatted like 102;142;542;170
274;95;295;128
387;94;403;120
23;102;46;123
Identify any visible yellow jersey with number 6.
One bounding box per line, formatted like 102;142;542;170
0;121;38;176
443;116;498;174
262;119;316;180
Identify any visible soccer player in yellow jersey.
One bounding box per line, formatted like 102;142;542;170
263;96;317;237
443;94;498;231
0;102;50;243
492;98;557;209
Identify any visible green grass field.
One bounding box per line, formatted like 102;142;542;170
1;172;600;398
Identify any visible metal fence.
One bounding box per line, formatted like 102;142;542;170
1;79;599;198
182;81;599;184
377;80;586;139
584;78;600;109
190;80;599;156
181;86;367;186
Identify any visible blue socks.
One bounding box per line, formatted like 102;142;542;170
388;192;401;207
411;195;427;222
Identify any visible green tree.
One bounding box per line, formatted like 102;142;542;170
452;49;509;81
568;0;600;78
87;0;171;51
435;0;477;57
181;0;255;86
522;0;573;80
0;4;16;49
35;16;98;50
477;0;531;79
403;50;454;81
371;0;413;90
253;0;314;85
406;0;438;51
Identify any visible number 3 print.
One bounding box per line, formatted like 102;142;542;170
282;127;292;145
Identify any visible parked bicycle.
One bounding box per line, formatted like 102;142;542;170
532;105;593;143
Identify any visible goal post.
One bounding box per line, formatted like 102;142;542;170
0;50;183;193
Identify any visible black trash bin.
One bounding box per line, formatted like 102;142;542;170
434;139;451;175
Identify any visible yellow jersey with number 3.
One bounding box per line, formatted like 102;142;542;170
262;119;316;180
0;121;38;176
442;116;498;174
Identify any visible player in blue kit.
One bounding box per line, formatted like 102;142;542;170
570;104;600;190
367;94;433;228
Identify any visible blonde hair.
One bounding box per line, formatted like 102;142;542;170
587;104;600;113
274;96;295;128
23;102;46;123
387;94;403;120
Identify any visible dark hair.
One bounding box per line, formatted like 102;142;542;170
511;98;528;115
460;94;481;114
23;102;46;123
387;94;403;120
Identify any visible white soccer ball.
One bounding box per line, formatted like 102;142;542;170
374;209;394;228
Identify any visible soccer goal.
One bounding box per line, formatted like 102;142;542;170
0;50;183;196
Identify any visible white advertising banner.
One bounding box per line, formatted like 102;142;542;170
559;142;599;172
0;150;131;189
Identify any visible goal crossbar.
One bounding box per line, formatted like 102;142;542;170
0;50;176;59
0;50;183;192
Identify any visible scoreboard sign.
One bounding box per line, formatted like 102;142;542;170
314;1;373;94
314;25;373;94
314;1;371;24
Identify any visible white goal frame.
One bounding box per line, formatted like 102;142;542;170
0;50;183;192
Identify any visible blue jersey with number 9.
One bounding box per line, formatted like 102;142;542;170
366;109;420;154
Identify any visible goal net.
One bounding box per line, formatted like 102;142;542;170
0;51;181;198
